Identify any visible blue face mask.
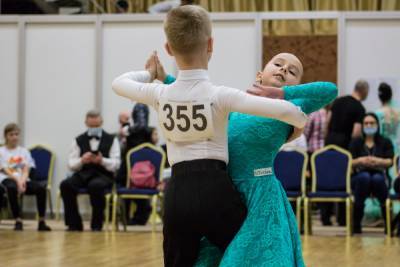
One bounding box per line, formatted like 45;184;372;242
88;127;102;137
363;126;378;136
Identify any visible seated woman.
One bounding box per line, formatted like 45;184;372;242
349;113;394;234
0;123;51;231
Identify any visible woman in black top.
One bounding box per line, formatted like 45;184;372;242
349;113;394;233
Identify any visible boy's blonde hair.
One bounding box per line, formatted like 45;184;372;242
164;5;211;54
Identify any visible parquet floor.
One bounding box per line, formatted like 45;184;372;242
0;220;399;267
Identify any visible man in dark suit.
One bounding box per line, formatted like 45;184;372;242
60;110;120;231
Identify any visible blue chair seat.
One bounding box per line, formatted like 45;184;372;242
389;193;400;200
78;188;88;194
286;191;302;198
78;188;112;194
117;187;159;195
307;191;350;198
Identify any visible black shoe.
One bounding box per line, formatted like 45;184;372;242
38;221;52;231
353;226;362;234
128;218;147;226
14;221;23;231
67;225;83;232
322;221;333;226
91;227;102;232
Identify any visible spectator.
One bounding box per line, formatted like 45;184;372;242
117;103;154;226
149;127;159;145
126;103;150;149
375;82;399;154
323;79;369;226
117;110;130;152
60;110;120;231
349;113;394;234
304;106;329;155
0;123;51;231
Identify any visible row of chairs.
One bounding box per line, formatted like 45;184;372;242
4;144;399;236
274;145;400;236
0;143;166;232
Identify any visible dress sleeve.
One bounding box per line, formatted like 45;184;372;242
163;74;176;85
112;70;163;107
283;82;338;115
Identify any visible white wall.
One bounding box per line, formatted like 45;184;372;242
344;19;400;112
102;21;174;143
24;23;96;211
209;20;258;90
0;24;19;143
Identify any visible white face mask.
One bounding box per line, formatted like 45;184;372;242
87;127;102;137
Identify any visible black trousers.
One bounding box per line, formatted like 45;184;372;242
352;172;388;229
395;177;400;194
0;183;6;211
1;178;47;218
163;159;247;267
125;199;152;224
60;171;112;229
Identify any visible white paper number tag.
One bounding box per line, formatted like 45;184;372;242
158;99;215;142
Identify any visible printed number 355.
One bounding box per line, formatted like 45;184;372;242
163;104;207;132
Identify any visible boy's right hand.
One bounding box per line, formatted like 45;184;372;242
145;51;157;81
155;55;167;82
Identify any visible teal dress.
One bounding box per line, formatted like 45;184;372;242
194;82;337;267
163;76;337;266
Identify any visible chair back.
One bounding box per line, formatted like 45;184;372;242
125;143;166;188
311;145;352;193
29;145;55;184
274;150;307;193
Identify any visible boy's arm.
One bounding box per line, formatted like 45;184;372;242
220;87;307;129
112;71;163;107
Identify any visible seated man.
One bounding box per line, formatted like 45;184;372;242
61;110;120;231
0;123;51;231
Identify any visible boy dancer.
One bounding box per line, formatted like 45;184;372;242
112;5;307;267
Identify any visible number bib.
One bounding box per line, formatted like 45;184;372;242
158;98;215;142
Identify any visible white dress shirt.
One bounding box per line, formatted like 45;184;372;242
68;135;121;173
112;69;307;166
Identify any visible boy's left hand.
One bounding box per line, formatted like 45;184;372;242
247;84;284;99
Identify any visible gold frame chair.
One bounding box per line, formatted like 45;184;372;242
276;149;308;229
304;145;353;236
27;144;56;218
112;143;166;232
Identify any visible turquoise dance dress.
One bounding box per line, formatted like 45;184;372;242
163;75;337;267
194;81;337;267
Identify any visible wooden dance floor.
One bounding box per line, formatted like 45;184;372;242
0;220;399;267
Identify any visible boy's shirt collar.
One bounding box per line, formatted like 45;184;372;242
177;69;209;81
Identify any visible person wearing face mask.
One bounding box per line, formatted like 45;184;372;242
349;113;394;234
60;110;121;231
